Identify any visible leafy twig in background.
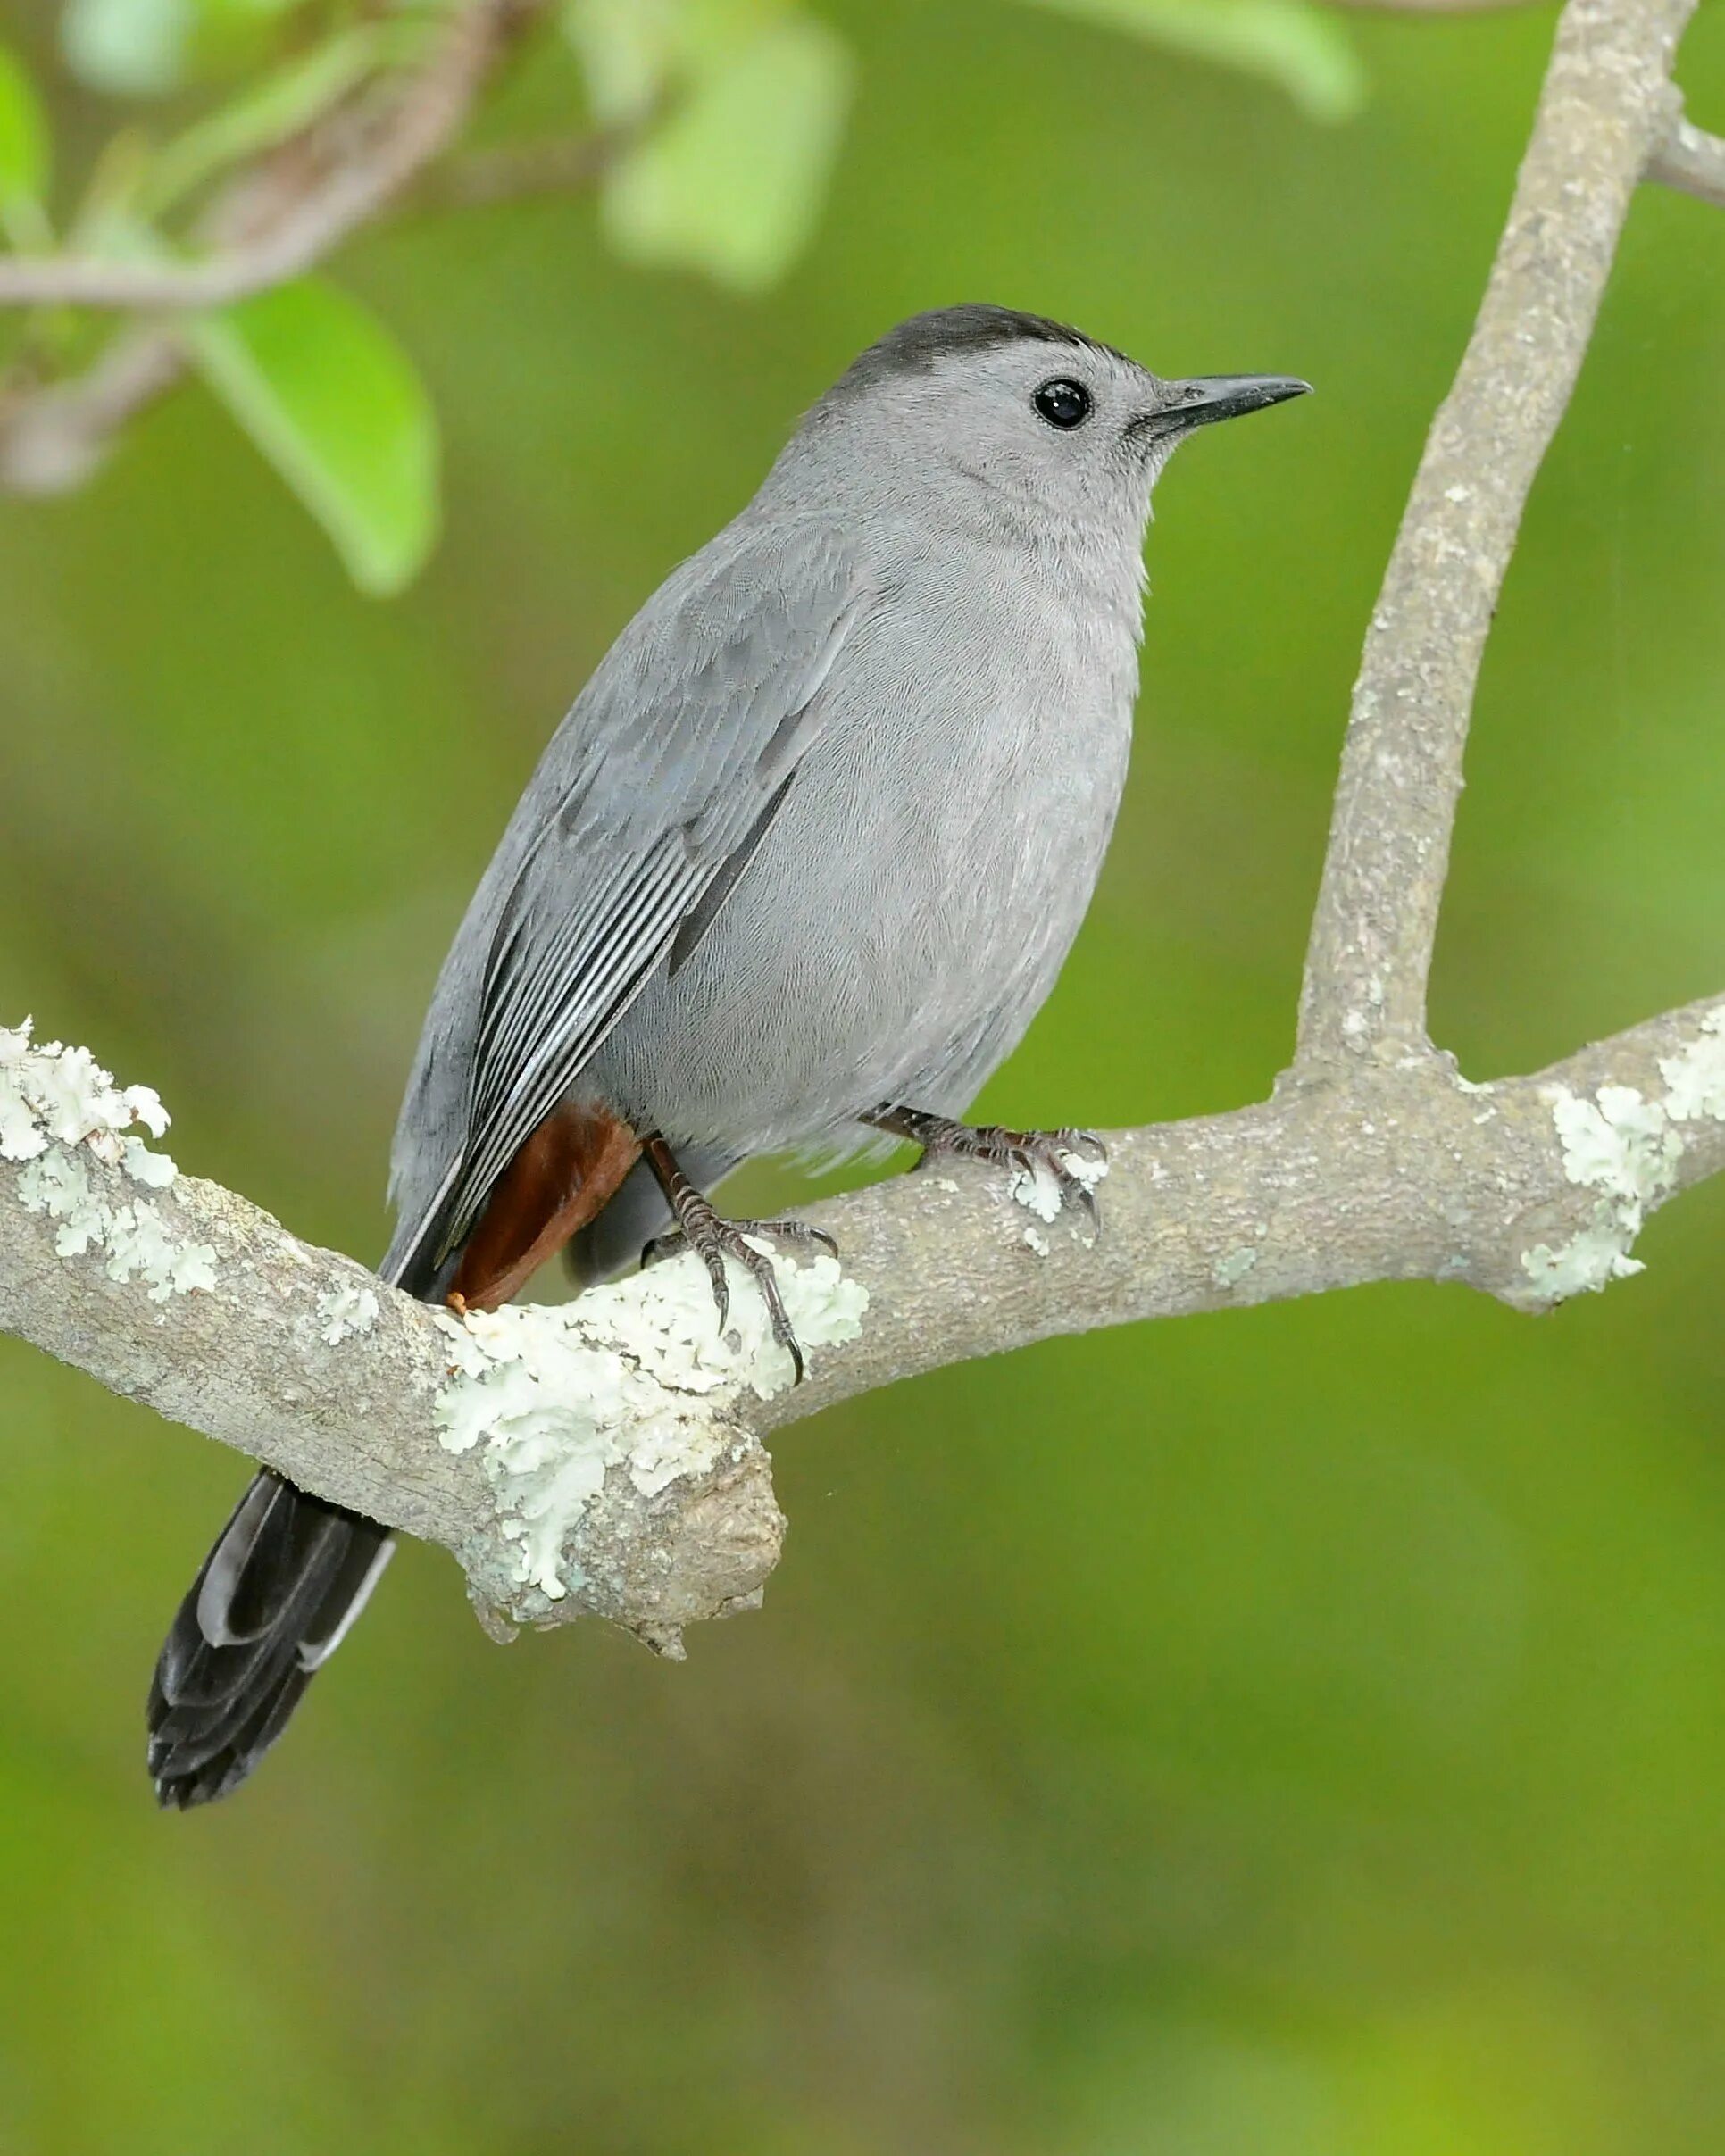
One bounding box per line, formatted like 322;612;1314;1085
0;0;576;577
0;324;180;493
395;114;649;216
2;0;1720;1652
0;2;521;310
0;0;1715;594
0;0;1382;587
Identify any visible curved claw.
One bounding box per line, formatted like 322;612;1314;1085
872;1108;1106;1236
744;1253;805;1384
702;1246;732;1335
636;1193;820;1385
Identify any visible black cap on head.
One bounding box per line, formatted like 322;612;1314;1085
835;304;1132;397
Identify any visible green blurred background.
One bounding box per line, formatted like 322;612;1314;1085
3;2;1725;2150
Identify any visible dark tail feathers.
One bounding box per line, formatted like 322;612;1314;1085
146;1471;393;1809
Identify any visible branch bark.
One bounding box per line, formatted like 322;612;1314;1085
2;0;1721;1656
1649;112;1725;206
1296;0;1695;1064
4;992;1722;1644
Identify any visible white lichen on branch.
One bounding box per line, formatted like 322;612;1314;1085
4;993;1723;1642
1522;1013;1725;1302
434;1250;867;1600
1524;1084;1681;1296
0;1020;214;1303
0;1015;831;1639
316;1282;381;1345
1011;1146;1108;1226
1661;1009;1725;1125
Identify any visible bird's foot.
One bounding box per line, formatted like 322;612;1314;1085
865;1105;1107;1228
640;1135;836;1383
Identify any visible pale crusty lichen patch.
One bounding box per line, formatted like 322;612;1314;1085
316;1282;380;1345
1011;1145;1108;1226
1212;1247;1260;1292
1519;1026;1724;1306
1;1018;215;1303
434;1244;867;1602
1660;1010;1725;1127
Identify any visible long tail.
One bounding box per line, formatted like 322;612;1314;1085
146;1127;742;1809
146;1472;393;1809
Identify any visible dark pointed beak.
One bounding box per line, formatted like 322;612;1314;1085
1150;374;1312;436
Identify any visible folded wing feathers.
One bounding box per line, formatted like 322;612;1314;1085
409;521;867;1274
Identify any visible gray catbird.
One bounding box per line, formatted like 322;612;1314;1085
146;304;1306;1805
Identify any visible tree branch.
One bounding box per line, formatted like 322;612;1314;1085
394;120;647;218
1649;112;1725;207
3;0;1721;1662
4;994;1722;1645
0;1;520;312
0;327;183;495
1296;0;1695;1065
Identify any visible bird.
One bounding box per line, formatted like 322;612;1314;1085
146;304;1307;1806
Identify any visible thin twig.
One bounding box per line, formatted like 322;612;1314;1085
0;0;515;311
0;328;182;493
1649;112;1725;206
396;121;642;217
1296;0;1696;1065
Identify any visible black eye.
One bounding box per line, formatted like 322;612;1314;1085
1033;378;1092;429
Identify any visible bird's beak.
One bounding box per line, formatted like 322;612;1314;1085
1151;374;1312;435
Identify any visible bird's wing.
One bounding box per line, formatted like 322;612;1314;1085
385;516;868;1285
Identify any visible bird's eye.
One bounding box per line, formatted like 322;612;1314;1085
1033;378;1092;430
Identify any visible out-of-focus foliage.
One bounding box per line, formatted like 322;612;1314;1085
575;1;857;293
136;21;414;219
1021;0;1365;121
4;0;1370;585
2;1;1725;2152
188;277;439;595
0;40;46;201
62;0;304;97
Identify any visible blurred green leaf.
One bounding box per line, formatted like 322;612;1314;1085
1016;0;1366;121
0;40;49;217
62;0;194;96
64;129;160;258
562;0;785;121
597;7;854;293
188;278;440;595
562;0;679;124
141;24;407;217
62;0;310;96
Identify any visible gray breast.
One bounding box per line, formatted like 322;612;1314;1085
584;537;1140;1158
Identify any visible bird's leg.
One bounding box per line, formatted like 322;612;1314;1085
863;1104;1107;1228
638;1132;837;1383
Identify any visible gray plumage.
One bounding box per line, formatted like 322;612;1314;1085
385;307;1304;1283
146;304;1306;1805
